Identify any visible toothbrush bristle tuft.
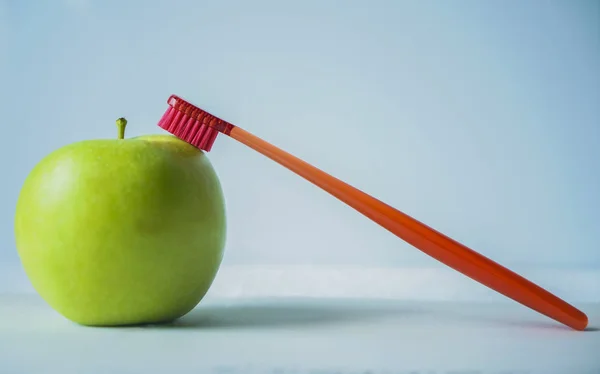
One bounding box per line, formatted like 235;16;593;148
157;95;234;151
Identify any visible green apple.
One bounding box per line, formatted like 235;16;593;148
14;118;227;326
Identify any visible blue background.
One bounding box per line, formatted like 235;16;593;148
1;0;599;286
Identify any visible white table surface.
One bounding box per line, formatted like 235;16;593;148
1;293;599;374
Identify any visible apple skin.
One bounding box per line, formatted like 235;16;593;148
14;133;227;326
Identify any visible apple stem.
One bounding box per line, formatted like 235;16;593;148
116;118;127;139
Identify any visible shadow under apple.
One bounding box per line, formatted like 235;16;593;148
151;298;423;330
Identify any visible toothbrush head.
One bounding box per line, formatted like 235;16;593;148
157;95;234;152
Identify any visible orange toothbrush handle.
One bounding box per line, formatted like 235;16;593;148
228;126;588;331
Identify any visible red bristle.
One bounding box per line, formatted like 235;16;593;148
172;111;186;132
177;115;193;140
157;95;234;151
205;129;219;152
157;108;171;128
197;125;214;149
190;122;207;145
180;116;196;140
157;107;175;131
198;127;212;150
165;108;177;129
168;110;182;133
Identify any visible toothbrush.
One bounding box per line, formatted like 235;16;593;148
157;94;588;331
